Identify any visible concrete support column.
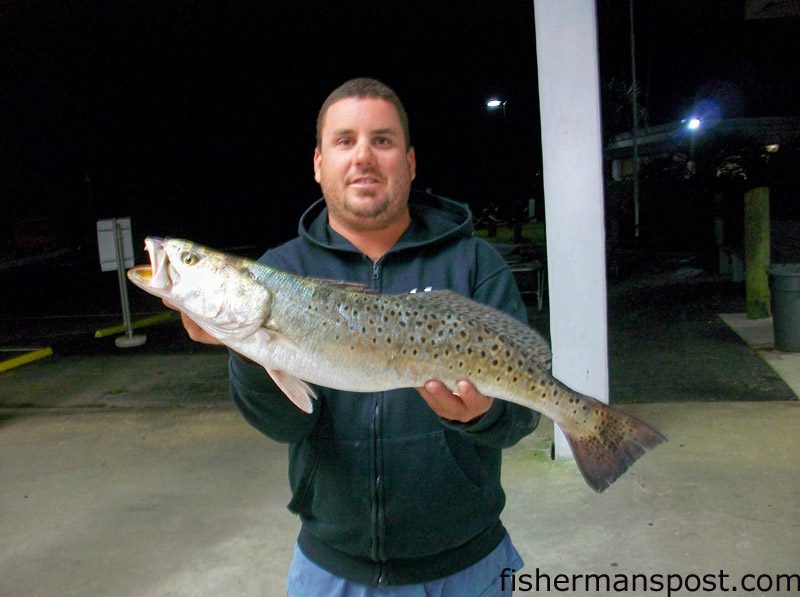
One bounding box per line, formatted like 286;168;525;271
533;0;610;459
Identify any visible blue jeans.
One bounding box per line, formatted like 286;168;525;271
286;534;523;596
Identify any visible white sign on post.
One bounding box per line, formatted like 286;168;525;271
96;218;146;348
97;218;135;272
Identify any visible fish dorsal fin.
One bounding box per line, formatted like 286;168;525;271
404;289;501;316
310;277;375;292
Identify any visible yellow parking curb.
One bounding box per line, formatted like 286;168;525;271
0;347;54;373
94;312;176;338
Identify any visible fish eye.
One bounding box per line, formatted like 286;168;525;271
180;251;199;266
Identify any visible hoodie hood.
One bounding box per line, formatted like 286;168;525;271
298;190;475;255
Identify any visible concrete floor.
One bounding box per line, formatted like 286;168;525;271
720;312;800;397
1;314;798;596
1;402;798;596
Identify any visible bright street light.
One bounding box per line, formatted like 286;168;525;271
687;117;701;130
486;98;505;109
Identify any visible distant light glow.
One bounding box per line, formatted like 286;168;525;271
687;118;701;130
765;144;780;153
486;98;504;108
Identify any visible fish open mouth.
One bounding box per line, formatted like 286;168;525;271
126;237;171;289
127;264;153;283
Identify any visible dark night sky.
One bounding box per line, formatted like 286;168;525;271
2;1;798;250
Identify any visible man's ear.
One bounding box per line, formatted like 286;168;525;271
313;147;322;183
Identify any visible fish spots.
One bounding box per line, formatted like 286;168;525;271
295;286;557;411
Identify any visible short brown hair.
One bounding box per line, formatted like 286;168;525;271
316;78;411;149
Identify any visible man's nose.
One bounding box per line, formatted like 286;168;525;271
353;139;374;166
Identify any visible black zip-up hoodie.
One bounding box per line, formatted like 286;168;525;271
228;191;540;586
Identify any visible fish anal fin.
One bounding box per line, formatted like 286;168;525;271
559;403;667;493
267;369;316;414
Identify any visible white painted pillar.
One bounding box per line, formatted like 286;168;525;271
533;0;610;459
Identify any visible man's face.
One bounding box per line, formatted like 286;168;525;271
314;97;416;233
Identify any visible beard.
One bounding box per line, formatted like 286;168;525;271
323;180;410;233
345;188;390;218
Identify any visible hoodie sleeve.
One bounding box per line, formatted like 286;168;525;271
438;240;541;448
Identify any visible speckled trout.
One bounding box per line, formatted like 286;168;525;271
128;237;665;492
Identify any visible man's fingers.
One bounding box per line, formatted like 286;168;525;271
417;379;493;423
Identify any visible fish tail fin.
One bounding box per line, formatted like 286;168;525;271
558;400;666;493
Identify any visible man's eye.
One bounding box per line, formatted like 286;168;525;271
375;137;391;146
336;138;353;146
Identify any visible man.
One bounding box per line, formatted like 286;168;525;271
176;78;539;595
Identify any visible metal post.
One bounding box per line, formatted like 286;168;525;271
630;0;641;238
113;219;146;348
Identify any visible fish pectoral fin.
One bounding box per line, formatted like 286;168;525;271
267;369;316;414
199;319;264;340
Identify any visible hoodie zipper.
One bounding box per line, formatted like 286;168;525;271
370;257;382;291
369;256;386;583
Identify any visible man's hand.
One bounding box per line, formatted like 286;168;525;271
163;299;222;345
417;379;494;423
